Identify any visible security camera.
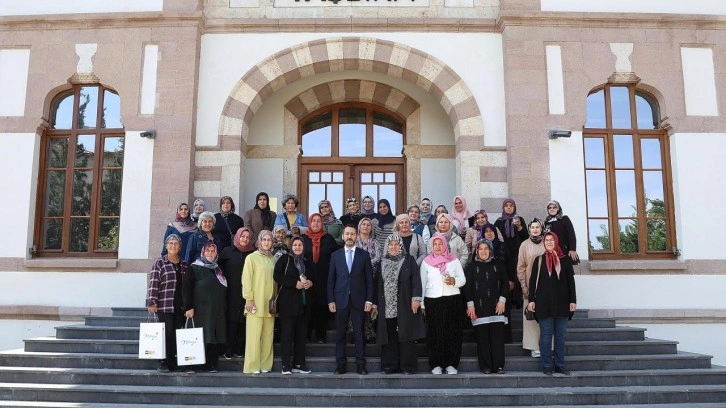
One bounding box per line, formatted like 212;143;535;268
548;130;571;139
140;130;156;139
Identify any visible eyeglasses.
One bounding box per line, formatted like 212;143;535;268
547;205;558;209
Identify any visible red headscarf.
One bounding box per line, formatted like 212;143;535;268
233;227;254;252
424;233;457;275
305;213;327;263
544;231;564;278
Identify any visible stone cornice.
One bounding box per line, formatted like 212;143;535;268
0;11;203;31
1;9;725;33
201;18;498;33
497;10;726;31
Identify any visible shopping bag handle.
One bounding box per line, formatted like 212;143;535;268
147;312;159;323
184;317;195;329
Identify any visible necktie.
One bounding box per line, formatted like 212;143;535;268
346;249;353;273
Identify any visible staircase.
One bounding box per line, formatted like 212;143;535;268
1;308;725;407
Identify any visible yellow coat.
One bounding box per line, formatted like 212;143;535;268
242;251;276;317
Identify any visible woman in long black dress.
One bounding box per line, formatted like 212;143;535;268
494;198;528;309
274;236;314;374
218;227;254;359
183;241;227;372
302;213;339;343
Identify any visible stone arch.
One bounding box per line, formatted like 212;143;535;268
217;37;484;153
284;79;420;121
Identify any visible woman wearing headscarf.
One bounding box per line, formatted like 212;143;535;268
420;232;466;375
302;213;339;344
373;199;397;259
419;198;436;227
218;227;255;360
392;213;427;267
451;195;471;238
190;199;207;223
464;239;510;374
544;200;579;264
374;234;425;374
527;231;577;376
481;222;514;343
356;217;380;342
274;194;308;237
274;236;313;375
161;203;197;257
184;211;223;265
340;197;363;228
517;218;546;358
319;199;344;247
272;225;290;260
428;213;469;268
465;210;494;253
183;241;227;373
494;198;529;310
212;196;245;251
242;230;276;374
244;192;276;241
360;195;376;217
147;234;188;372
407;205;431;244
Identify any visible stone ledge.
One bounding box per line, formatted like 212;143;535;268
588;260;687;273
588;308;726;324
23;258;118;270
0;305;113;321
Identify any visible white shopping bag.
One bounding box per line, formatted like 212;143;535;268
138;315;166;359
176;318;205;366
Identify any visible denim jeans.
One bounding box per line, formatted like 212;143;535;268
538;316;569;369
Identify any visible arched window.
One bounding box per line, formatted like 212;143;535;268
34;85;124;257
298;103;405;216
584;85;676;259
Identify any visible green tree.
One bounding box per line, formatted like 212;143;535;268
593;198;667;254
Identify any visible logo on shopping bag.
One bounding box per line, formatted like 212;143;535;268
142;332;158;340
180;337;198;346
144;350;156;355
185;356;197;361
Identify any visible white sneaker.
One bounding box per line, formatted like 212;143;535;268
281;368;292;375
431;366;443;375
445;366;458;375
531;350;541;358
261;370;270;373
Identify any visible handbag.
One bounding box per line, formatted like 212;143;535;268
268;257;290;314
138;313;166;359
525;256;542;321
176;318;205;366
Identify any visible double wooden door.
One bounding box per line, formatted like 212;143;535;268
299;163;404;218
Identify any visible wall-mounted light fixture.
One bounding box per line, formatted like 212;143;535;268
548;130;571;139
140;130;156;139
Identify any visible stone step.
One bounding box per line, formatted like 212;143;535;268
24;328;646;354
0;367;724;389
2;403;726;408
84;316;615;330
1;382;725;406
112;307;592;319
62;317;617;340
0;350;711;372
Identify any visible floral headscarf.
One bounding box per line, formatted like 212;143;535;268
172;203;197;233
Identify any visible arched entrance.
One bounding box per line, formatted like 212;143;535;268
199;37;492;208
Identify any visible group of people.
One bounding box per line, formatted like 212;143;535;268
146;193;578;376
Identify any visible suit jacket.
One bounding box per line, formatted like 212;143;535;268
327;247;373;310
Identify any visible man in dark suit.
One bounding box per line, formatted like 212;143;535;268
328;224;374;375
